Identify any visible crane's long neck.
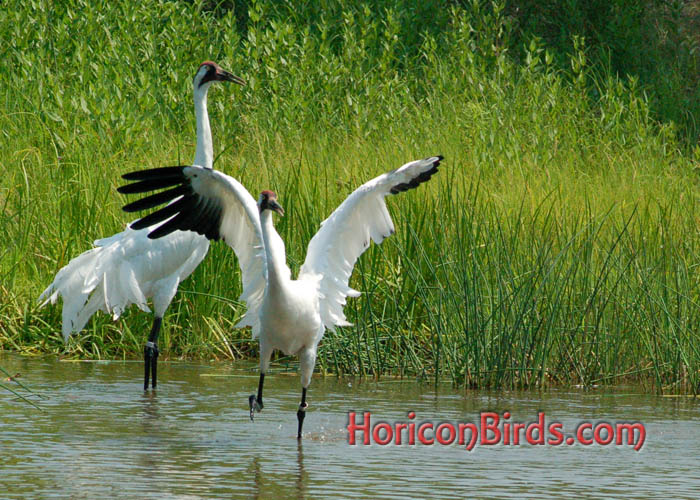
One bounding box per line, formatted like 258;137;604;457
260;211;290;290
193;85;213;169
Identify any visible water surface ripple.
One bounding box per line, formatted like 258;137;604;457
1;354;698;499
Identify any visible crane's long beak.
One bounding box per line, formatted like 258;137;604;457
218;69;246;86
269;200;285;216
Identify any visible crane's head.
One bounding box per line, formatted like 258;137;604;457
258;190;284;216
193;61;245;90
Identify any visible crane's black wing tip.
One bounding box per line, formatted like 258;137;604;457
428;155;444;169
120;166;224;243
143;193;224;242
122;185;189;212
119;167;191;197
389;155;443;195
121;166;187;181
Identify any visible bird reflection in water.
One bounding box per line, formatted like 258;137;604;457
140;390;160;422
250;441;308;500
137;390;162;475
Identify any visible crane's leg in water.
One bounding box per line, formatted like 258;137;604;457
249;373;265;420
144;317;162;391
250;341;271;420
297;348;315;439
297;387;308;440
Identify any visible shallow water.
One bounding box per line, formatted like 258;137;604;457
1;353;699;499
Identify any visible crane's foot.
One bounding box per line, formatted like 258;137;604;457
143;341;159;391
296;402;308;440
249;394;263;421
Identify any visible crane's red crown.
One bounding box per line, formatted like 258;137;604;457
198;61;221;71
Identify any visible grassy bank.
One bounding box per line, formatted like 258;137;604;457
1;0;698;392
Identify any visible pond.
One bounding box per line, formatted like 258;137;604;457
1;353;698;498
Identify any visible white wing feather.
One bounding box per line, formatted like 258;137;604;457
298;156;441;330
184;166;268;336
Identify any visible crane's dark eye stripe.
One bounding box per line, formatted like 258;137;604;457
199;66;217;87
258;191;280;212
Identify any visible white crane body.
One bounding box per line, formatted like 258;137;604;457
40;62;244;389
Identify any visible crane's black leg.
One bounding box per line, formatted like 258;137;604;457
144;317;162;391
297;387;308;440
249;373;265;421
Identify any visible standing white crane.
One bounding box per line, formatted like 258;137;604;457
39;61;245;390
118;155;443;438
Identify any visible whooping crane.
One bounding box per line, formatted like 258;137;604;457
39;61;244;390
118;155;442;438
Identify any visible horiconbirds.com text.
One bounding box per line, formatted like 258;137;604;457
347;411;646;451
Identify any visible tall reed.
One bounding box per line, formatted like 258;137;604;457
1;0;698;392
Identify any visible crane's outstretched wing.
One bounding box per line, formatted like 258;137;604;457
298;155;442;330
118;165;267;334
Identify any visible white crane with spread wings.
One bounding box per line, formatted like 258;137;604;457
119;155;442;438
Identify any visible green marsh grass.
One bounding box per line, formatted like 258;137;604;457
1;0;698;392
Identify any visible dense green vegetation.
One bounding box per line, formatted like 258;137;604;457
1;0;698;392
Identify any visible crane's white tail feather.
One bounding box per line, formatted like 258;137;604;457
39;230;151;342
